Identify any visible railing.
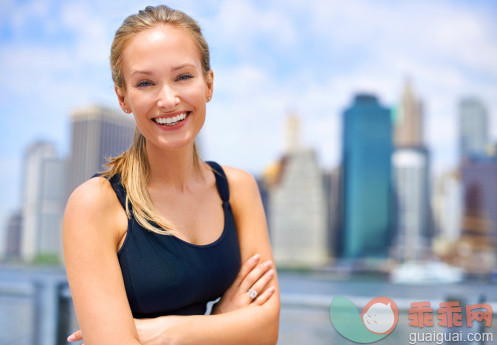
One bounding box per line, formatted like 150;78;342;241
0;280;78;345
1;276;496;345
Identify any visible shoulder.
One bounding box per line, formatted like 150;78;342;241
63;176;124;245
221;165;259;192
65;176;119;214
220;165;261;209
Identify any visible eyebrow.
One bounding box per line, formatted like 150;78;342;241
130;64;197;77
172;63;197;72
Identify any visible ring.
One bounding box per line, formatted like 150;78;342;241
248;288;257;299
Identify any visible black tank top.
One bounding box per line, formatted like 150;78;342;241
94;161;241;318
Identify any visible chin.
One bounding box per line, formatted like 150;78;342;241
157;138;197;151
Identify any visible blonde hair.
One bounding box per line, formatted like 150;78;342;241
102;5;210;235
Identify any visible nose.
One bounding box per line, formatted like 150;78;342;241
156;83;179;110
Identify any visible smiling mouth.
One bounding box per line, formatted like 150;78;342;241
153;112;190;127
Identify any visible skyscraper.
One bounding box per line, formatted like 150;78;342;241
21;141;64;262
38;157;66;260
431;170;462;259
284;112;301;153
394;79;423;147
391;80;432;262
66;105;135;196
270;149;329;267
342;94;393;259
432;170;462;242
458;157;497;273
329;167;343;259
459;98;489;160
323;167;340;261
5;210;22;261
269;114;329;268
392;147;431;261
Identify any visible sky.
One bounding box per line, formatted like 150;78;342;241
1;0;497;238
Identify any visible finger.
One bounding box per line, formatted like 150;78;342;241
233;254;260;287
240;260;273;292
67;330;82;342
249;268;275;297
253;286;276;306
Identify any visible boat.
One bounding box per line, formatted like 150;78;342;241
390;261;464;284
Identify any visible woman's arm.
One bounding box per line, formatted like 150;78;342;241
63;177;153;345
169;167;280;345
171;303;279;345
68;252;276;344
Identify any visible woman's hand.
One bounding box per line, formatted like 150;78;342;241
67;315;182;345
211;253;276;315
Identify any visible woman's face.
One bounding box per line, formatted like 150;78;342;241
117;24;213;151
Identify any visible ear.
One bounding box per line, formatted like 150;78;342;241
115;85;130;113
205;69;214;102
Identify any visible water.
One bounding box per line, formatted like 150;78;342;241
279;271;497;344
1;266;496;345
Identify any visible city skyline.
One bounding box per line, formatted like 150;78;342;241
3;97;497;271
1;0;497;242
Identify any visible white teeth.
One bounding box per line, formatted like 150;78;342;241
154;112;188;125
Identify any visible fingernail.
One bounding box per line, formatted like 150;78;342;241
269;286;275;293
268;269;274;276
67;335;75;342
264;260;272;267
251;254;260;262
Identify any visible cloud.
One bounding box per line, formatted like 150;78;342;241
0;45;73;97
305;0;497;73
60;2;112;64
202;0;497;172
206;0;298;62
1;0;52;37
1;0;497;230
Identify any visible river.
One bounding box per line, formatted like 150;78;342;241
1;266;496;345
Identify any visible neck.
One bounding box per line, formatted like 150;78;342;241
145;141;203;192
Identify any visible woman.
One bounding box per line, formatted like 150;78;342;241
63;5;280;345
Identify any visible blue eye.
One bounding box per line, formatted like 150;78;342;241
177;74;193;81
137;80;153;87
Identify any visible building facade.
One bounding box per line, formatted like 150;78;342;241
457;157;497;273
268;114;329;268
394;79;423;147
66;105;135;197
459;98;489;160
5;210;22;261
392;147;431;261
341;94;393;259
20;141;64;262
38;157;66;261
432;170;463;242
270;149;329;268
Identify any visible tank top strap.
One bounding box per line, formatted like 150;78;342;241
91;172;128;211
206;161;230;203
91;164;229;210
